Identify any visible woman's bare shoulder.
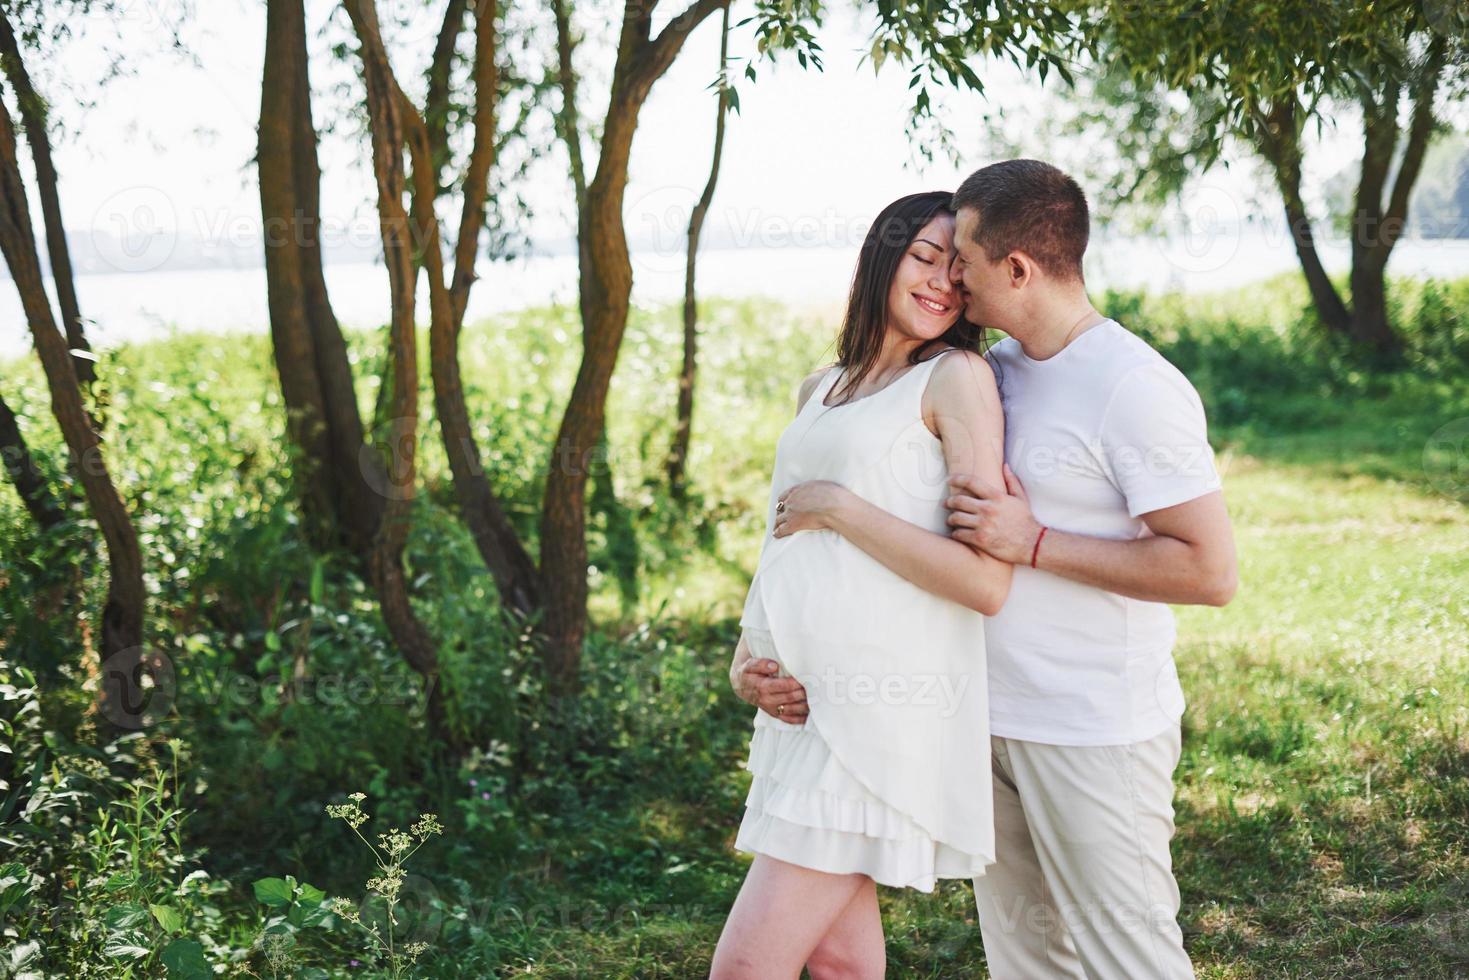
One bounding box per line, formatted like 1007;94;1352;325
935;347;996;385
926;348;1000;414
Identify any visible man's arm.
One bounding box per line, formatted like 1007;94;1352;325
949;469;1237;606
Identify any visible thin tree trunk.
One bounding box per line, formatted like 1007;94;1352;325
424;0;469;180
1255;100;1353;339
668;1;730;496
551;0;587;207
551;0;636;613
0;93;144;727
539;0;725;693
344;0;451;745
261;0;382;554
0;390;62;530
1347;82;1402;357
0;10;91;388
386;0;542;619
1346;37;1446;358
289;4;382;551
261;0;337;546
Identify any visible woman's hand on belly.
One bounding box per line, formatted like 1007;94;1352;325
774;480;853;538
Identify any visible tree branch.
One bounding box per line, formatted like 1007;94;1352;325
425;0;469;181
1353;79;1399;255
1381;34;1447;254
450;0;497;328
0;8;91;384
635;0;727;95
552;0;586;207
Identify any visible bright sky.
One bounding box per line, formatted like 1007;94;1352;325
28;0;1300;267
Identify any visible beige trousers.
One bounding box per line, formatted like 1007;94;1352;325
970;727;1194;979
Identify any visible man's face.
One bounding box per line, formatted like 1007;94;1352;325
949;207;1011;328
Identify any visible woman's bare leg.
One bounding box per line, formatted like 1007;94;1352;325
710;855;874;980
807;877;885;980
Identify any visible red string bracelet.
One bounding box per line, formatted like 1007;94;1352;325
1030;526;1049;569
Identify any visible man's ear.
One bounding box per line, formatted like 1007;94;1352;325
1007;253;1030;288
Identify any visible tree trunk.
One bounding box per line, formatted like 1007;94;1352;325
553;0;639;622
0;390;62;531
1345;37;1446;359
538;0;725;693
1346;82;1403;357
424;0;469;180
0;94;144;729
668;2;730;496
261;0;383;554
344;0;452;746
386;0;543;619
1254;100;1353;339
0;10;92;389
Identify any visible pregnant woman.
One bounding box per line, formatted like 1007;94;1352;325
711;191;1012;979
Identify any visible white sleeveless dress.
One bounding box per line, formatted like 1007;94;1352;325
734;347;994;892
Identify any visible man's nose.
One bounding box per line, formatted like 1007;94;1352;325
947;258;963;285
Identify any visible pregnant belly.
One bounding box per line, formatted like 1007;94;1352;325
751;531;961;649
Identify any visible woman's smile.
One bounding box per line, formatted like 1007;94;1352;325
912;291;953;316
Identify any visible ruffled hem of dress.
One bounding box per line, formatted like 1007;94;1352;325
734;809;992;892
744;723;924;841
736;722;994;891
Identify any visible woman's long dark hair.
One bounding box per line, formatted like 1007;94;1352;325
826;191;987;406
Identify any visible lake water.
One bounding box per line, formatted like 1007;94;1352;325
1;232;1466;359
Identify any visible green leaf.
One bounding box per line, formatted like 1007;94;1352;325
288;897;332;928
103;931;152;959
253;877;294;908
161;938;212;980
105;902;151;930
150;903;184;933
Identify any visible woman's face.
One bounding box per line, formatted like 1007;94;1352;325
885;213;965;342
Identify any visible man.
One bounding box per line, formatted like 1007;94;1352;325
734;158;1236;977
942;158;1236;978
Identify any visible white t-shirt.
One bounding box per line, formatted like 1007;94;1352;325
984;319;1223;746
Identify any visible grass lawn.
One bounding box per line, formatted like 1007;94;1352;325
2;280;1465;977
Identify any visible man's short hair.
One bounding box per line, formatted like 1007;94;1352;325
951;159;1089;281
